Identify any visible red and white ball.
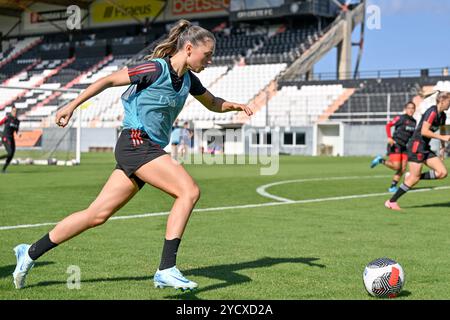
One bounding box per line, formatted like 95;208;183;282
363;258;405;298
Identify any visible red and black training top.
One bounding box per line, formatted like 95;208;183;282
411;105;447;146
0;114;20;139
126;56;207;96
386;114;416;147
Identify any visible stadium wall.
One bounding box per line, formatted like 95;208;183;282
342;125;385;156
342;124;442;157
41;127;117;152
245;126;314;156
80;128;118;152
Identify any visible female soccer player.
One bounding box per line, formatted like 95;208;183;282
0;106;20;173
385;90;450;210
12;19;253;290
370;102;417;192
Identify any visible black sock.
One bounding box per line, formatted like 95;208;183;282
390;180;399;188
420;170;436;180
159;238;181;270
2;159;11;172
28;233;58;260
390;183;410;202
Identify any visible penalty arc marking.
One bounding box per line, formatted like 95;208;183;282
255;175;393;202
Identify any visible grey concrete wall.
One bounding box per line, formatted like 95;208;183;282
343;125;386;156
343;124;441;156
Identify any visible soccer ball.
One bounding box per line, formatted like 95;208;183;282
363;258;405;298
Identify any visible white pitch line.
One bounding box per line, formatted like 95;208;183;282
1;182;449;231
256;175;392;202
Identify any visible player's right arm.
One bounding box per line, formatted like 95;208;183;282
421;121;450;142
385;116;399;145
56;68;131;127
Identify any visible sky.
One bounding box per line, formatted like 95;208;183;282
314;0;450;75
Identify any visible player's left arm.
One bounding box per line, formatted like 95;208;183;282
194;89;253;115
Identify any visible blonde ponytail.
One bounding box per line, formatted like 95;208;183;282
437;91;450;104
145;19;215;61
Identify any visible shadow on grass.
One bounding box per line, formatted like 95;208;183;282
0;261;54;279
407;201;450;208
366;290;412;299
397;290;412;298
166;257;325;299
26;257;325;298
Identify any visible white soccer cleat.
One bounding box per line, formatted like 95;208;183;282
12;244;35;289
153;266;197;291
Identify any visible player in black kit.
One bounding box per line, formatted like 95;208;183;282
0;106;20;173
371;102;417;192
385;91;450;210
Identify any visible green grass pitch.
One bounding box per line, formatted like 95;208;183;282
1;153;450;300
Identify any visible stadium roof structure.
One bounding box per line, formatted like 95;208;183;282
0;0;94;17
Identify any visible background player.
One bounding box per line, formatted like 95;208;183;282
385;91;450;210
0;106;20;173
371;102;417;192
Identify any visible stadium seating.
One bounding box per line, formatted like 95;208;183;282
329;78;432;124
0;37;43;82
179;63;287;123
0;37;42;65
177;65;229;121
248;26;320;64
2;18;447;131
213;28;268;65
212;24;324;66
250;84;345;127
13;56;115;127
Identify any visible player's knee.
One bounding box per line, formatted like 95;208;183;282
86;208;112;227
190;184;201;203
89;214;109;227
182;183;201;204
436;170;448;179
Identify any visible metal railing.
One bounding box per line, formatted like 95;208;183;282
305;67;449;81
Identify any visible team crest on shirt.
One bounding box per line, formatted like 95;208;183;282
158;95;178;107
158;93;188;108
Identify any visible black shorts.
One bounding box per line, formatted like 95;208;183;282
115;129;167;189
387;143;407;156
407;140;437;164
